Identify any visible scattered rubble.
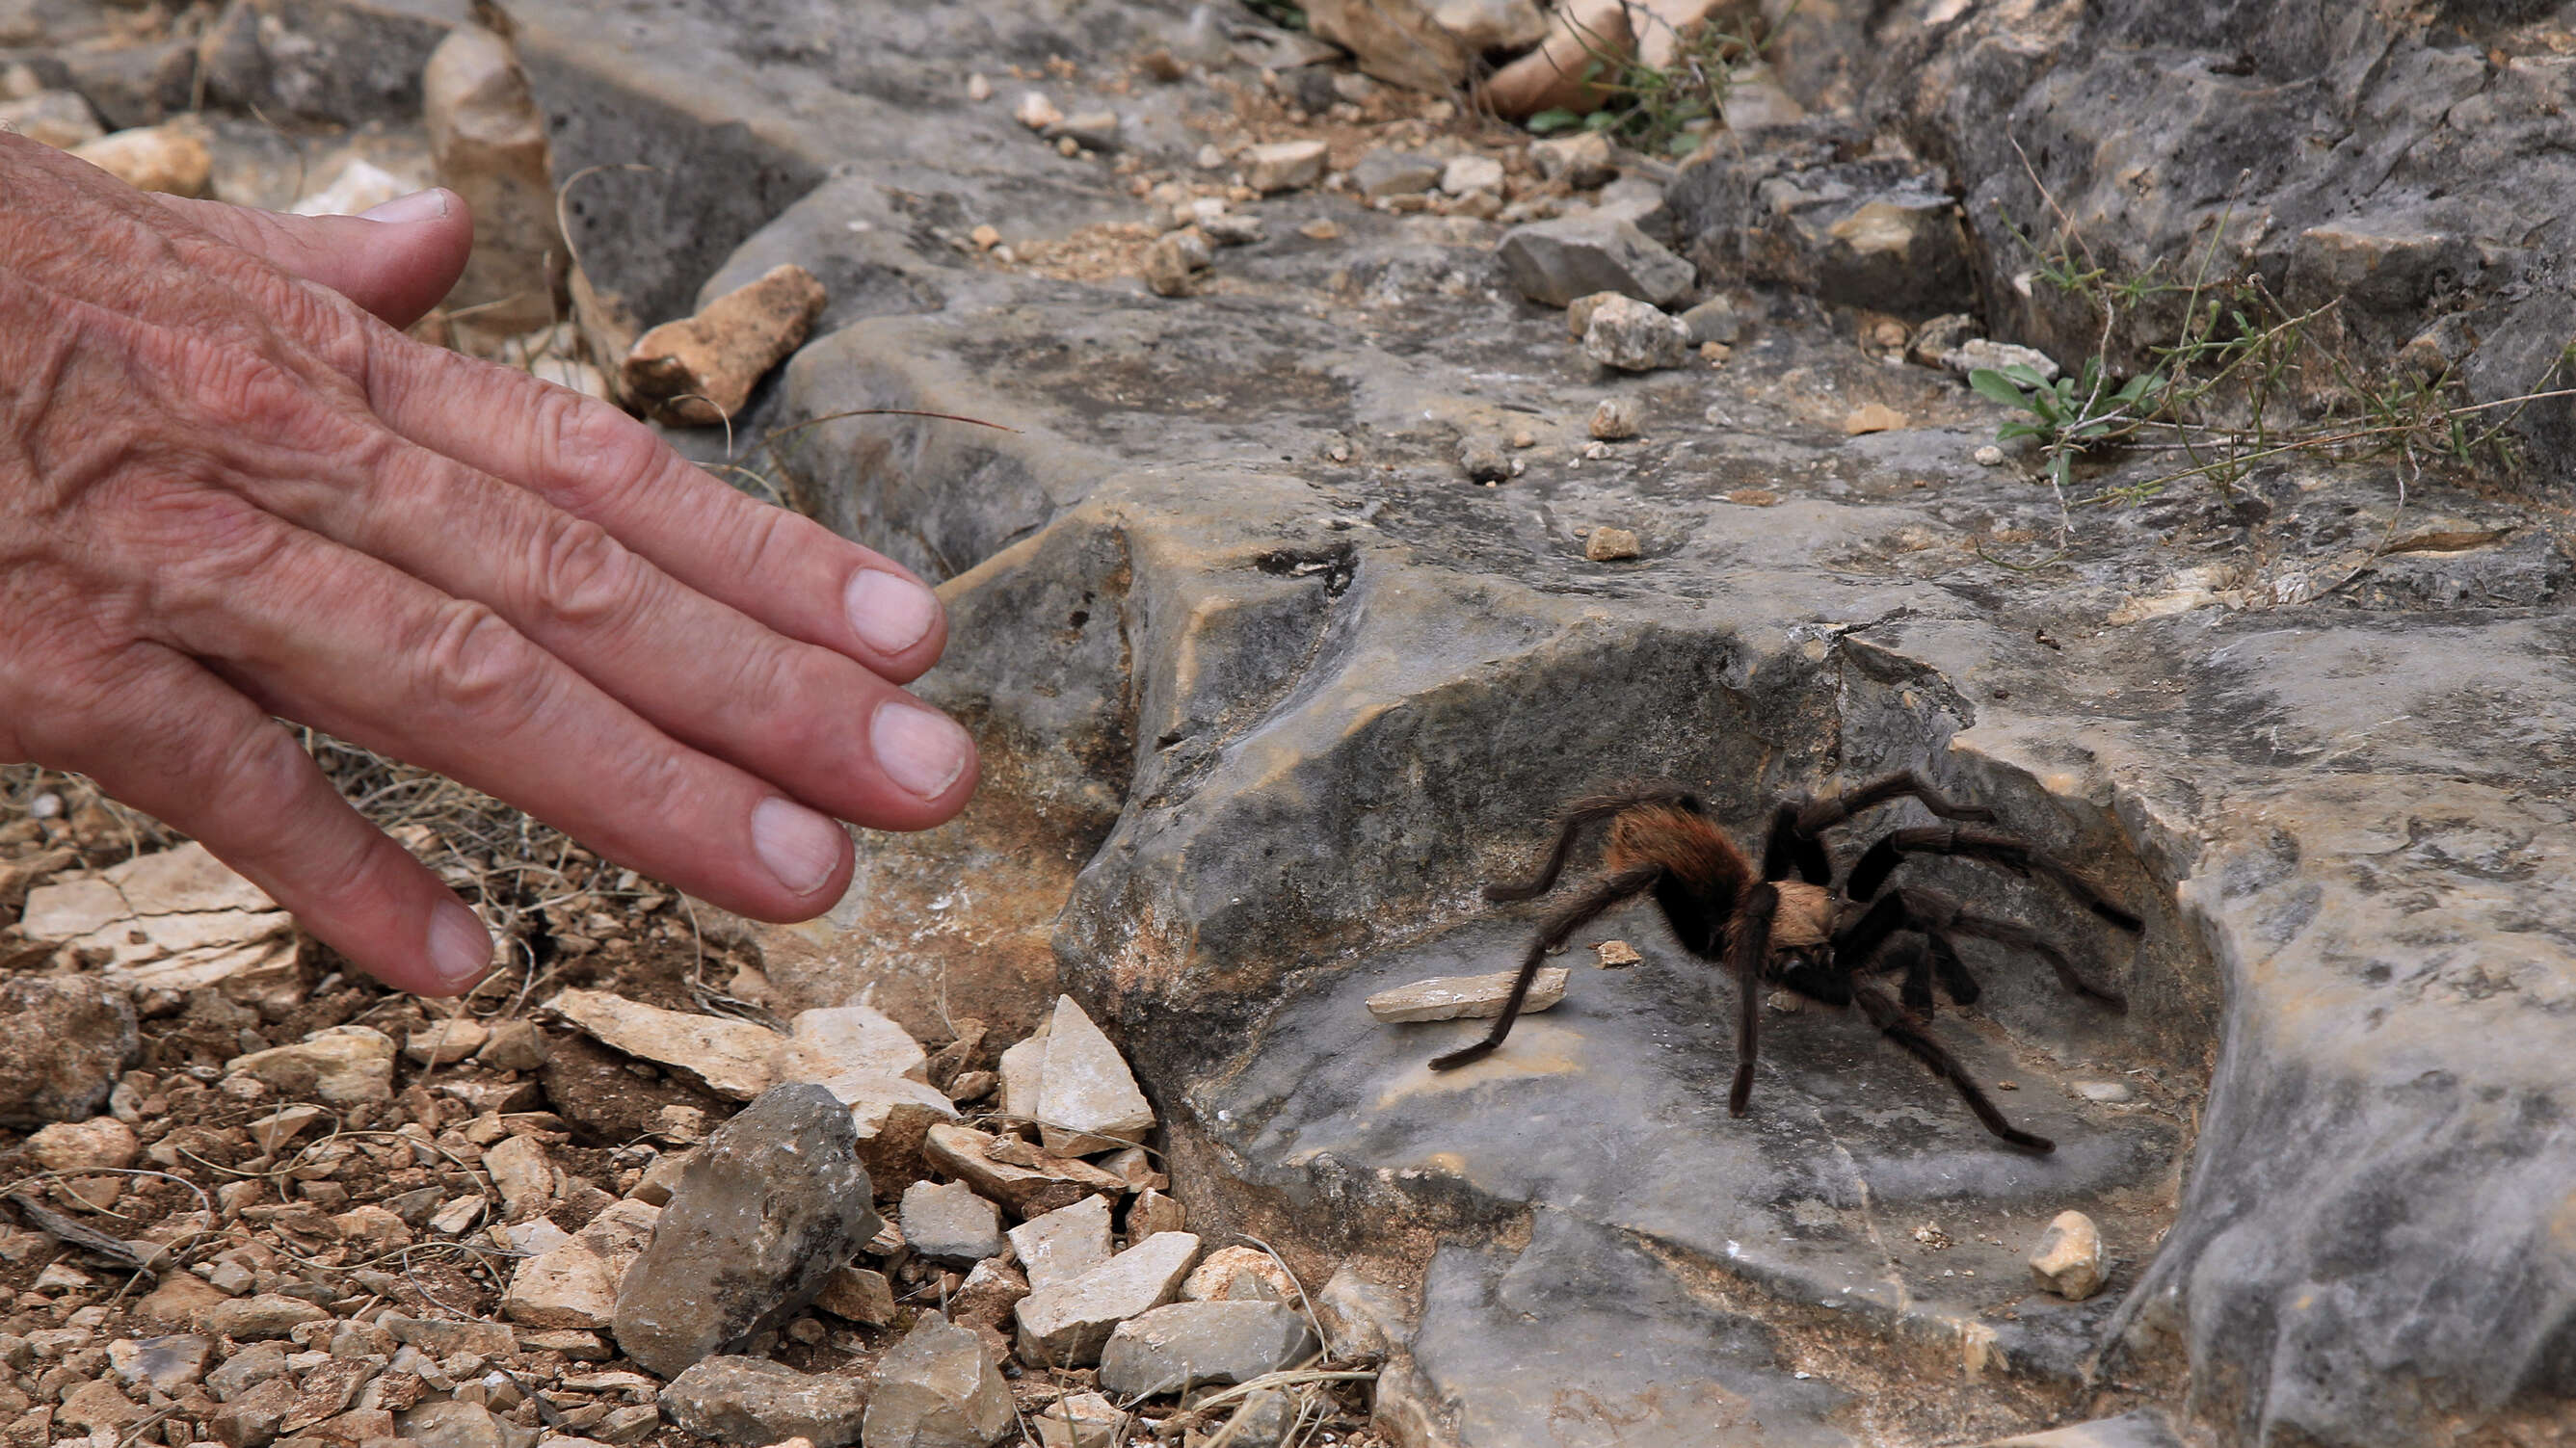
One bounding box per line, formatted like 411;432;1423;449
1366;968;1569;1022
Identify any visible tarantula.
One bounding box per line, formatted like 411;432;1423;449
1429;774;2145;1152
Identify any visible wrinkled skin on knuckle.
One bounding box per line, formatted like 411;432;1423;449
412;597;549;732
524;511;640;631
539;383;661;512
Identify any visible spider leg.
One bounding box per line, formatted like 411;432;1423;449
1725;882;1779;1115
1847;825;2146;934
1927;931;1981;1006
1485;784;1704;903
1759;803;1833;885
1793;772;1998;837
1433;862;1664;1070
1849;981;2054;1152
1876;936;1937;1014
1835;887;2118;1010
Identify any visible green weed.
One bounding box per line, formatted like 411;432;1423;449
1525;2;1790;158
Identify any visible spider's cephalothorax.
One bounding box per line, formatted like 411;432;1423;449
1430;775;2146;1152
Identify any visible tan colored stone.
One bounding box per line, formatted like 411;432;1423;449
1585;527;1643;562
544;988;782;1099
2029;1209;2106;1300
1129;1189;1185;1241
505;1199;662;1330
1305;0;1545;92
1180;1246;1298;1304
26;1117;136;1172
814;1266;896;1326
425;25;564;333
1036;996;1155;1155
780;1005;928;1084
922;1124;1126;1220
226;1027;395;1106
623;264;829;426
1241;140;1328;195
404;1016;490;1066
69;123;209;196
1366;968;1568;1022
1013;1231;1201;1366
1006;1195;1114;1291
0;91;101;150
1844;402;1910;435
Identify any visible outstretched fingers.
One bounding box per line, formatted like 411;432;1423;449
33;645;494;996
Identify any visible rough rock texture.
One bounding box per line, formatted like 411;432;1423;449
1013;1231;1201;1367
612;1084;880;1376
1495;214;1694;308
899;1180;1004;1268
1006;1195;1113;1291
0;973;137;1126
506;0;2576;1443
422;23;562;333
1095;1301;1316;1397
860;1315;1014;1448
545;988;781;1100
223;1026;393;1106
659;1356;870;1448
1034;994;1154;1155
623;263;828;425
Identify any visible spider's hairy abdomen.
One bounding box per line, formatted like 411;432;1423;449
1604;804;1751;899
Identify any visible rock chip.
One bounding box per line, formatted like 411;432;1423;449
1498;215;1694;308
900;1180;1004;1268
622;264;829;426
423;25;563;333
1142;227;1211;298
1441;155;1504;197
1129;1188;1186;1240
2029;1209;2106;1300
814;1267;897;1326
1013;92;1060;131
545;989;783;1100
1180;1246;1297;1303
1014;1231;1201;1366
107;1333;209;1392
949;1258;1030;1335
660;1357;870;1447
0;91;102;149
1679;296;1742;346
861;1315;1015;1448
1314;1268;1411;1361
1530;131;1617;189
1843;402;1908;435
1585;527;1644;562
1006;1195;1114;1290
612;1083;880;1376
404;1017;490;1066
1030;1392;1119;1448
505;1198;661;1329
26;1117;137;1172
477;1019;550;1072
996;1032;1048;1121
1944;338;2059;381
225;1026;395;1106
1241;141;1327;195
69;122;209;195
829;1072;960;1179
1352;149;1440;199
384;1314;517;1357
196;1295;328;1341
0;976;137;1126
1581;294;1690;371
1096;1301;1317;1397
1365;968;1568;1022
485;1133;556;1214
1035;995;1155;1155
781;1006;928;1085
212;1376;296;1448
399;1399;515;1448
57;1379;140;1432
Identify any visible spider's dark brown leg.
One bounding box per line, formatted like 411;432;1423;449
1725;882;1778;1115
1484;785;1702;904
1433;862;1664;1070
1759;804;1832;884
1793;772;1997;836
1847;825;2146;934
1849;982;2055;1152
1835;887;2120;1009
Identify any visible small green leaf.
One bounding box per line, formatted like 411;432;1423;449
1996;421;2045;441
1969;369;2036;410
1582;109;1619;132
2050;453;2075;488
1527;108;1582;134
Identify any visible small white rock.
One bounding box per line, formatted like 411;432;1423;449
966;72;993;101
1973;444;2006;466
1241;139;1328;194
1016;92;1063;131
1366;968;1568;1023
1440;154;1503;197
1036;995;1155;1155
2029;1210;2106;1300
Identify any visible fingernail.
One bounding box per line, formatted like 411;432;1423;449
426;900;491;994
753;796;845;896
845;569;940;656
359;188;451;224
872;699;970;800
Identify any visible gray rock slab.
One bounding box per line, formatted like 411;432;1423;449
860;1315;1015;1448
1096;1300;1316;1398
900;1179;1004;1268
660;1356;870;1448
1496;215;1695;308
1015;1231;1201;1367
613;1083;880;1376
1006;1195;1114;1291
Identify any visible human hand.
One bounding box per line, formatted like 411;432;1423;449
0;134;978;996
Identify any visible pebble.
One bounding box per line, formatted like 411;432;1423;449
1351;148;1440;199
287;157;410;218
0;90;101;149
0;977;137;1127
1843;403;1910;434
1365;968;1568;1022
226;1026;396;1107
1459;437;1512;483
1910;312;1978;365
26;1117;137;1172
1529;130;1617;189
661;1358;868;1447
1007;1195;1114;1291
1129;1188;1186;1241
1588;397;1640;440
949;1257;1031;1337
902;1180;1006;1267
106;1333;208;1392
1047;111;1122;152
1584;527;1644;562
1015;92;1061;130
196;1295;328;1341
781;1005;929;1086
1297;218;1340;241
1680;296;1743;346
2029;1209;2107;1300
1241;139;1328;194
503;1198;660;1330
1031;1392;1120;1448
1594;939;1643;967
1440;154;1504;196
1013;1231;1202;1366
477;1019;549;1072
966;72;992;101
1194;144;1224;170
1945;337;2059;380
1097;1301;1316;1397
68;122;209;196
1497;215;1694;308
621;264;830;428
612;1084;881;1376
1202;212;1265;247
1180;1246;1296;1303
1142;227;1212;298
423;24;565;334
430;1194;488;1235
1973;444;2007;466
860;1315;1015;1448
814;1266;897;1326
1581;294;1690;371
403;1017;490;1066
1035;994;1155;1156
385;1314;516;1357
